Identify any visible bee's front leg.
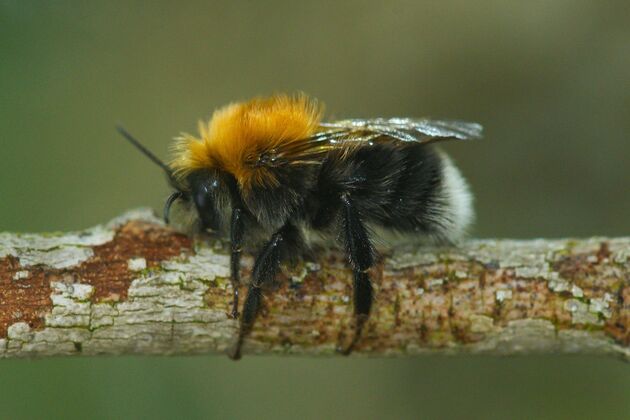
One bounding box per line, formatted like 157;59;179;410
229;207;244;319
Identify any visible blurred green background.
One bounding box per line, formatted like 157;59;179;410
1;1;628;419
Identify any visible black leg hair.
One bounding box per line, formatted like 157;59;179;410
228;224;297;360
229;207;244;319
338;193;375;355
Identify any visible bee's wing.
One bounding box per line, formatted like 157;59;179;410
318;118;483;143
272;118;482;166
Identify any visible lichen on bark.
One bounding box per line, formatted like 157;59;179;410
0;209;628;359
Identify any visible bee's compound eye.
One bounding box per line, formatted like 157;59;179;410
192;181;220;231
186;170;222;232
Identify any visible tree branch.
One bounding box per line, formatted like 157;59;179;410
0;209;628;360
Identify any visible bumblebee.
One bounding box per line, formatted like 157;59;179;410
118;94;481;359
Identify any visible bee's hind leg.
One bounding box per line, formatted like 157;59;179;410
337;193;375;355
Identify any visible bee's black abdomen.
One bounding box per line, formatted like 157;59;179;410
311;143;445;236
378;144;444;232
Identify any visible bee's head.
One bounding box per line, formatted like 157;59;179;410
165;170;227;232
117;125;227;233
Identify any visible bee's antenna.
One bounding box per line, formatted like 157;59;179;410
164;191;184;224
116;124;174;178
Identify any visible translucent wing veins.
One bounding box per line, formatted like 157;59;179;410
269;118;482;166
319;118;483;141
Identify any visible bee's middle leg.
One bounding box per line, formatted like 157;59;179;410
228;223;299;360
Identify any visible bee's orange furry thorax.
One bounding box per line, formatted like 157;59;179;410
171;94;323;188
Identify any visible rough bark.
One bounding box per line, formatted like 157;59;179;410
0;209;628;360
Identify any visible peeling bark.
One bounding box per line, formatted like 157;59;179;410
0;209;628;360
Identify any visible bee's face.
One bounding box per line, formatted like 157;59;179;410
188;171;222;231
165;170;230;234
